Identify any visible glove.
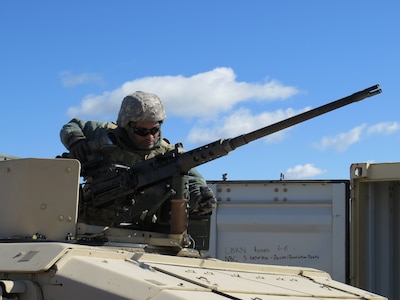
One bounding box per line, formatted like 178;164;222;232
69;138;91;163
190;186;217;215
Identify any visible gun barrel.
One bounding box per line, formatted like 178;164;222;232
228;84;381;150
174;84;382;175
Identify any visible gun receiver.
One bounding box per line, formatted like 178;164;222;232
84;85;381;229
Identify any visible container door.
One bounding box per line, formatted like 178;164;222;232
207;180;349;283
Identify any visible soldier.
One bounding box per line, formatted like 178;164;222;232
60;91;216;231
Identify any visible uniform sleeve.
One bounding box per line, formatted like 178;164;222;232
60;118;114;150
188;167;207;202
60;118;87;149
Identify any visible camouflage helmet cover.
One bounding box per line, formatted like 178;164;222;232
117;91;166;127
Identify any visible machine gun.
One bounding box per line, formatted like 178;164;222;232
81;85;381;233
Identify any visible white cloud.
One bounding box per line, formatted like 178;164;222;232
187;106;310;143
284;163;326;179
60;71;103;87
67;90;127;117
367;121;399;135
313;121;399;153
66;67;299;118
314;124;367;152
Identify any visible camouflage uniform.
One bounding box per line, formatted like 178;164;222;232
60;91;213;229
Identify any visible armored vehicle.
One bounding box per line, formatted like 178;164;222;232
0;86;387;299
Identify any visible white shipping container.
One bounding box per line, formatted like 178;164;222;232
207;180;349;283
350;162;400;300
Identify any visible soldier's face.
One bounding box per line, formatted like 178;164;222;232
127;121;161;150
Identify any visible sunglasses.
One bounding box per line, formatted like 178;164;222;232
132;126;161;137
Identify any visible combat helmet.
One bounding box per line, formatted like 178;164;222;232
117;91;166;128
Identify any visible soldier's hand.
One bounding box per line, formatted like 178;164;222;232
190;186;217;215
69;139;91;163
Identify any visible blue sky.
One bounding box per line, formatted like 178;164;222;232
1;1;398;181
